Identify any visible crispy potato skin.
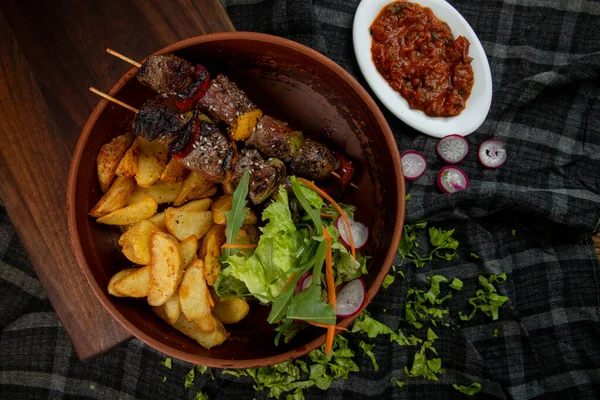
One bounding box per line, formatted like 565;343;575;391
96;196;158;225
107;266;151;298
128;181;183;205
212;295;250;324
89;176;136;218
165;208;214;241
201;225;226;286
160;158;189;183
116;138;140;178
147;232;184;307
97;133;135;192
211;195;257;225
179;260;216;332
174;171;217;206
118;220;159;265
135;139;169;188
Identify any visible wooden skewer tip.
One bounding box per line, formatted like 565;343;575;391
106;48;142;68
89;87;139;114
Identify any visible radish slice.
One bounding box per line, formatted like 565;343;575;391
437;166;470;193
335;278;366;317
401;151;427;181
436;134;469;164
295;272;312;295
478;139;507;168
335;215;368;250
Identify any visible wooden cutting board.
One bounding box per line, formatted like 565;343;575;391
0;0;234;359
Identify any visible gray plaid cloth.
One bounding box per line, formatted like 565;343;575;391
2;0;600;398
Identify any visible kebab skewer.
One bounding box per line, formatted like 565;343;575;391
106;49;357;190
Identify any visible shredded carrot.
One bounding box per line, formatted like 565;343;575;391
298;178;356;258
320;213;335;218
281;272;297;292
322;226;336;354
306;320;346;331
221;243;258;249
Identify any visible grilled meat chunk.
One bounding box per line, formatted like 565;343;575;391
290;138;337;181
231;149;286;204
175;64;210;110
178;120;235;183
246;115;304;162
133;102;193;143
168;110;198;156
137;55;195;96
197;74;255;125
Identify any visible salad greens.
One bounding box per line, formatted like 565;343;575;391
459;273;508;321
453;382;482;395
398;222;459;267
222;170;250;259
214;175;367;329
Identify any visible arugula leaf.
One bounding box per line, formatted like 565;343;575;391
223;170;250;259
185;368;195;389
359;341;379;371
291;177;322;231
287;241;336;324
453;382;482;395
382;274;395;289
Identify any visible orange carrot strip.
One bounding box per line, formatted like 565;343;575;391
322;226;336;354
320;213;335;218
298;178;356;258
221;243;258;249
306;320;346;331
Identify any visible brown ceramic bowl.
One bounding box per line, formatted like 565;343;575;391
67;32;405;368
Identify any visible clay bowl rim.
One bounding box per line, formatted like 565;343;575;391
67;32;405;368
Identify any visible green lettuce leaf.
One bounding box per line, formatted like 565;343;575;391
359;341;379;371
453;382;482;395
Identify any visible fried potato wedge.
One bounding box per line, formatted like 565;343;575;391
148;211;167;232
118;220;159;265
180;235;199;268
97;133;134;192
153;305;228;350
165;208;213;241
107;268;136;296
160;158;189;183
96;196;158;225
211;195;257;225
128;181;183;205
177;198;212;212
200;224;226;286
222;181;235;195
173;171;217;207
135;139;169;188
89;176;136;218
179;260;215;332
107;266;151;298
163;293;181;324
230;108;263;141
115;137;140;177
211;295;250;324
147;232;184;306
241;224;260;244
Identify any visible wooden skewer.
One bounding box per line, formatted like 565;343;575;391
89;87;139;114
100;51;361;190
106;48;142;68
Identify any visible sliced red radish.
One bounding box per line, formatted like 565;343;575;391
295;272;312;295
436;134;469;164
401;151;427;181
478;139;507;168
335;278;366;317
335;215;368;250
437;166;470;193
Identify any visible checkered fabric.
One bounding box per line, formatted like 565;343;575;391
2;1;600;398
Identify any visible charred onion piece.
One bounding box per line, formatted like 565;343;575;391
178;120;235;183
231;149;286;204
247;115;304;163
137;55;195;97
133;102;193;143
175;64;210;110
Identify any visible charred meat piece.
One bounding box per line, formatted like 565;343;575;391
178;120;235;183
246;115;304;163
168;110;198;157
175;64;210;110
133;102;193;143
197;74;255;125
231;149;286;204
290;138;337;181
137;55;195;96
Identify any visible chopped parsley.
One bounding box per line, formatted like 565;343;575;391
453;382;482;395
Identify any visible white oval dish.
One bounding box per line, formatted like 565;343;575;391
353;0;492;138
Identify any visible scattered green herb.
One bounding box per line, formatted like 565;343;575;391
453;382;482;395
449;278;463;291
398;223;459;268
382;274;395;289
405;194;411;201
391;377;406;387
404;338;445;381
162;376;167;383
404;275;456;329
194;392;210;400
470;252;480;259
493;328;500;337
459;273;508;321
359;341;379;371
185;368;195;389
511;229;517;236
351;311;421;346
161;357;172;369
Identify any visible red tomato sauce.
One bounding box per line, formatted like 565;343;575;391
370;1;474;117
